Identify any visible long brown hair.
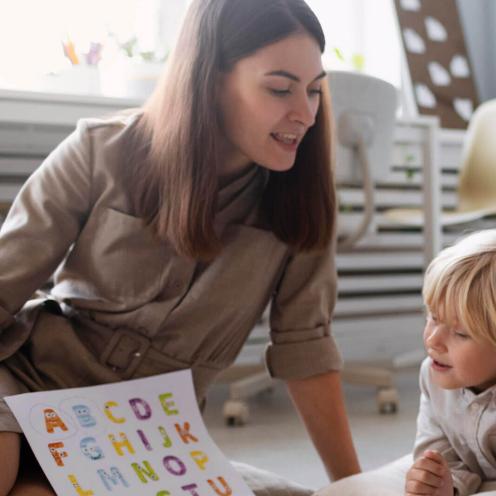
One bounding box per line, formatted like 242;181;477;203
127;0;336;259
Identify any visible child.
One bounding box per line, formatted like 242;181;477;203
315;229;496;496
405;229;496;495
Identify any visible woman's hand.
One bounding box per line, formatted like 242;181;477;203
405;450;454;496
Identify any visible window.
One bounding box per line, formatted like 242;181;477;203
0;1;401;98
307;0;402;87
0;0;187;95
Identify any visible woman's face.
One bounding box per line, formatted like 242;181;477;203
217;31;325;176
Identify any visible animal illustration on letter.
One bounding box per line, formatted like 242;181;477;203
44;408;68;433
80;436;105;461
72;404;97;428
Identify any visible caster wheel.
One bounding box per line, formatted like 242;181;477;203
223;400;249;426
377;387;399;414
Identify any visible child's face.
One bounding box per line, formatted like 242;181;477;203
423;313;496;392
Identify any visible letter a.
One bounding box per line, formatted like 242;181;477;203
44;408;68;434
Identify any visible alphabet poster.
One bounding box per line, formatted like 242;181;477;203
6;370;254;496
394;0;479;129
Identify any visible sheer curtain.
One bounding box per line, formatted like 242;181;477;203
0;0;401;96
307;0;402;88
0;0;187;94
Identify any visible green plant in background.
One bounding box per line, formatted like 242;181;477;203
333;47;345;63
329;47;365;72
403;151;417;181
108;33;168;63
337;191;354;213
351;53;365;72
339;203;354;213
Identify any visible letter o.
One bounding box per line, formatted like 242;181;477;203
162;455;187;476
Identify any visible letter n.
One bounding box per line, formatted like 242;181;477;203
131;461;160;483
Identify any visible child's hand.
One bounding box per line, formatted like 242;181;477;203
405;450;454;496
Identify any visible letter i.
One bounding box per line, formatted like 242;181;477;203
137;429;153;451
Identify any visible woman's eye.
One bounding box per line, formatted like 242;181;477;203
308;88;323;97
269;88;291;96
454;331;469;339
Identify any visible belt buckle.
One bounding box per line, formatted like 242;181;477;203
100;329;151;379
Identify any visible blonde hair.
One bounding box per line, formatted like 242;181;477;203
423;229;496;346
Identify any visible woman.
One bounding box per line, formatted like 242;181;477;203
0;0;360;494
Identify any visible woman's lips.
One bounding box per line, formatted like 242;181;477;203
270;132;302;153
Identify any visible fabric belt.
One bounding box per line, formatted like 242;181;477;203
73;315;223;402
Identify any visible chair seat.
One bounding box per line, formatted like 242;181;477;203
380;206;496;227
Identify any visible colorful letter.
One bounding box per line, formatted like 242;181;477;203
156;492;171;496
108;432;135;456
48;442;68;467
72;404;96;428
159;393;179;416
208;477;232;496
158;426;172;448
181;484;200;496
129;398;152;420
175;422;198;444
97;467;129;490
44;408;68;433
162;455;187;476
190;450;209;470
131;460;160;483
104;401;126;424
68;474;94;495
137;429;153;451
80;437;105;460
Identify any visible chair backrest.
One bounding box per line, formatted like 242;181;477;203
458;99;496;212
327;71;397;185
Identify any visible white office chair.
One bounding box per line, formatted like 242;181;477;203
329;71;410;413
382;99;496;227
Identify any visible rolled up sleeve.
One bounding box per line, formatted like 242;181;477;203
265;242;342;380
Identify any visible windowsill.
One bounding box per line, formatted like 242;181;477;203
0;86;143;106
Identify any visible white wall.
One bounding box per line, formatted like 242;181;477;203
456;0;496;101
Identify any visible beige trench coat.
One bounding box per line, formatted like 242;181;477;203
0;113;342;430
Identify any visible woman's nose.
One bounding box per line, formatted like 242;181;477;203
290;94;316;128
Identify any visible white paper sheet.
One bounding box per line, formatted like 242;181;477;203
6;369;254;496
